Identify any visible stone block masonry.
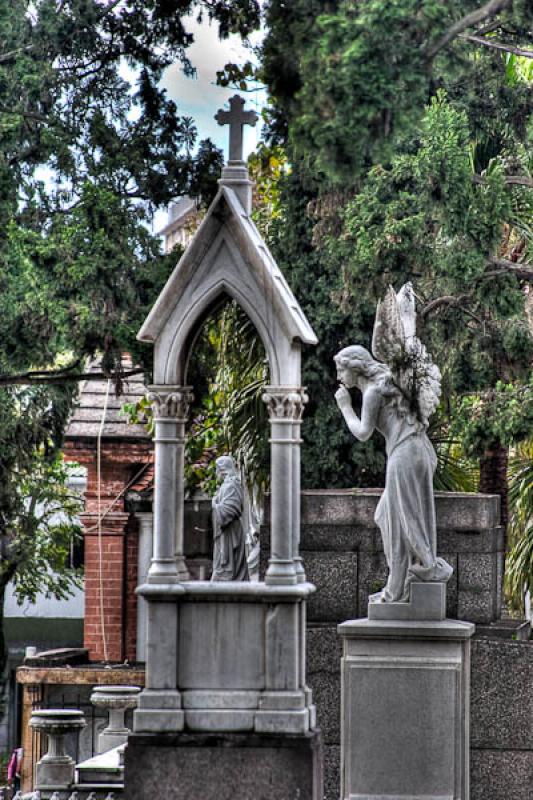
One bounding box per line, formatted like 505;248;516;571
125;732;323;800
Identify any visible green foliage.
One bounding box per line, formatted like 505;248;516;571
0;0;261;683
453;382;533;457
260;2;533;489
429;408;479;493
8;456;83;604
263;0;533;182
505;439;533;611
124;301;270;497
267;164;386;488
185;302;269;497
330;94;532;407
248;143;288;238
293;0;448;180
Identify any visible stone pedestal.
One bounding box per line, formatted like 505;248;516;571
124;731;323;800
338;616;475;800
29;709;86;791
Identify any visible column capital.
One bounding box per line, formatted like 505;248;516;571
262;387;309;421
147;386;194;421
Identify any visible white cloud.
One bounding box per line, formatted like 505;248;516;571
160;15;266;160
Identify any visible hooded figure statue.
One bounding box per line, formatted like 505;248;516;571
211;455;249;582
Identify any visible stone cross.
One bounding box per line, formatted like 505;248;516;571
215;95;258;162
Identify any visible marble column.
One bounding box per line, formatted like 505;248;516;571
146;386;192;583
291;391;307;582
173;408;191;581
262;388;307;586
135;512;153;662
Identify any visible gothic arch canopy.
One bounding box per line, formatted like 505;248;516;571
138;186;317;387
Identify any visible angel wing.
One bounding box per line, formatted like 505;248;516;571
371;283;441;427
371;285;406;364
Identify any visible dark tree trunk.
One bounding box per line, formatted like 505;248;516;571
0;581;8;721
479;440;509;550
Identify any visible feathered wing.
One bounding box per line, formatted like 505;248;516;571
372;283;441;427
371;285;406;364
396;282;416;341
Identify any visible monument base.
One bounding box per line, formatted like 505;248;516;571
368;581;446;621
124;730;323;800
338;617;475;800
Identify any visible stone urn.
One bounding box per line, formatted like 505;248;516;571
29;709;86;789
90;685;141;753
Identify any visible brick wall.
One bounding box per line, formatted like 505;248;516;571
125;515;139;662
64;438;152;663
82;511;129;661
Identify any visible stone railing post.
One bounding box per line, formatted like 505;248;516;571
29;709;86;791
262;388;307;585
90;686;141;753
146;386;193;583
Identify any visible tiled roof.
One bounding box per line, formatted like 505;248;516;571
65;356;151;441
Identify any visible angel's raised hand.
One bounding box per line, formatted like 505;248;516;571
335;386;352;409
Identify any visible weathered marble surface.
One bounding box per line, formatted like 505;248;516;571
338;617;474;800
210;456;249;582
334;285;452;609
264;490;532;800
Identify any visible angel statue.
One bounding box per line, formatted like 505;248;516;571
334;283;452;604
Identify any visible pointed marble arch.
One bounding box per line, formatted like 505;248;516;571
151;237;300;387
139;186;316;387
179;283;275;386
138;180;317;587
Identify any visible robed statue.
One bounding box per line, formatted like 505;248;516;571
211;455;249;582
334;283;452;603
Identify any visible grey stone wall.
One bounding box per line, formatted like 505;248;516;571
297;489;504;625
263;490;532;800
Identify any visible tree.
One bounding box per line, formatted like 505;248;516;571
0;0;260;689
258;1;533;521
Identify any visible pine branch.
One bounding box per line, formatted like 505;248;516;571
0;45;34;65
473;174;533;188
421;255;533;319
459;33;533;58
0;106;52;125
0;368;144;387
425;0;513;60
485;256;533;280
421;294;473;318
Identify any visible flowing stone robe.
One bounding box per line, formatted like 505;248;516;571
373;395;452;602
211;474;249;582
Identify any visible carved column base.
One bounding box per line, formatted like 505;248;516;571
147;557;180;584
265;559;298;586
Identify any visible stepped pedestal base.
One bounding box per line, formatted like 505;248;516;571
338;617;475;800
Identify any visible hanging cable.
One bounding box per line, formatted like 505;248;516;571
96;378;112;663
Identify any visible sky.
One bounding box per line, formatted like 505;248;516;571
152;15;266;232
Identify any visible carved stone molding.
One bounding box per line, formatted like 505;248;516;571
147;386;194;420
262;387;309;421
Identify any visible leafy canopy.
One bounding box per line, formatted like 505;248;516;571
0;0;261;671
